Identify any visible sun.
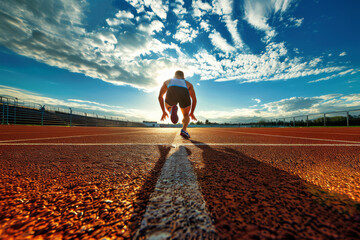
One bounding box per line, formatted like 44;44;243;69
155;67;179;85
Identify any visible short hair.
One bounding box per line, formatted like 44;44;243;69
174;70;185;79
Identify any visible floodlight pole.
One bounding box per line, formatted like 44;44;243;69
1;96;4;125
306;115;309;127
69;108;72;127
40;105;45;126
14;98;18;125
6;98;9;125
346;111;349;127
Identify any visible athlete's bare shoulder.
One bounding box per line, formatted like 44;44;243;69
185;80;193;90
164;79;171;86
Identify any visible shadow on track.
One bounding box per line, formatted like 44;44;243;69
189;140;360;239
129;145;171;236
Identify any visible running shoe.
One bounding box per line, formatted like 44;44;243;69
180;129;190;139
170;105;179;124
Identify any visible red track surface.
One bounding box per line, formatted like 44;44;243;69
0;125;360;239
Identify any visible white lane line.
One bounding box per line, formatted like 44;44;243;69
1;143;360;146
181;143;360;146
0;143;173;146
0;131;47;135
0;130;149;143
292;131;360;136
134;134;219;239
213;129;360;144
246;130;360;137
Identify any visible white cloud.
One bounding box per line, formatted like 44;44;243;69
143;0;169;19
262;29;277;43
192;0;212;18
192;41;346;84
263;96;322;112
0;0;351;93
174;20;199;43
208;30;235;53
67;99;123;109
106;10;134;26
0;0;184;91
200;20;211;32
287;17;304;28
294;18;304;27
309;57;322;67
308;69;353;83
193;50;223;80
139;20;165;35
339;52;347;57
172;0;187;15
252;98;261;103
339;69;353;75
198;93;360;123
273;0;292;13
212;0;244;48
341;94;360;102
243;0;295;42
243;0;272;31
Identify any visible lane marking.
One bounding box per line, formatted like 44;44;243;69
135;133;219;239
181;143;360;147
0;143;360;146
213;129;360;144
0;130;151;143
0;131;48;135
246;130;360;137
290;131;360;136
0;143;173;146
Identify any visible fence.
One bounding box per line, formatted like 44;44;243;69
2;95;359;128
272;109;360;127
0;96;145;127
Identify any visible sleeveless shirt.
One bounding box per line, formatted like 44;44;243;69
167;78;188;89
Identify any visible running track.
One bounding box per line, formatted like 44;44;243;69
0;125;359;239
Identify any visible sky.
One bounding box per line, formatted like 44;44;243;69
0;0;359;123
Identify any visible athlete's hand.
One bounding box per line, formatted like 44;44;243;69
161;112;169;121
189;112;197;121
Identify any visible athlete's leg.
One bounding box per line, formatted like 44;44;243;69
165;102;172;113
166;101;179;124
180;106;191;131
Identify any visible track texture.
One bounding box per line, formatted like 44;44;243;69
0;126;360;239
0;145;170;239
187;144;360;239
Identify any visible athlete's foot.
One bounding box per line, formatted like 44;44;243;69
170;105;179;124
180;129;190;139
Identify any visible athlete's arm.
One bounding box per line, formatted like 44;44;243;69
158;82;169;121
188;83;197;121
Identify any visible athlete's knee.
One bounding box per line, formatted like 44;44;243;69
182;111;189;117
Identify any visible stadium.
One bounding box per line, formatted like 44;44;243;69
1;0;360;239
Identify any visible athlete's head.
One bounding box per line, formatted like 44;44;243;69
174;70;185;79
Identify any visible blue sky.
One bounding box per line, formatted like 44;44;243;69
0;0;359;122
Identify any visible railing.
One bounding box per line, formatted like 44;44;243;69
2;95;358;128
272;109;360;127
0;96;145;127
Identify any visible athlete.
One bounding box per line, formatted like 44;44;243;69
158;70;197;139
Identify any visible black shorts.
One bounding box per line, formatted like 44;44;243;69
165;86;191;108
